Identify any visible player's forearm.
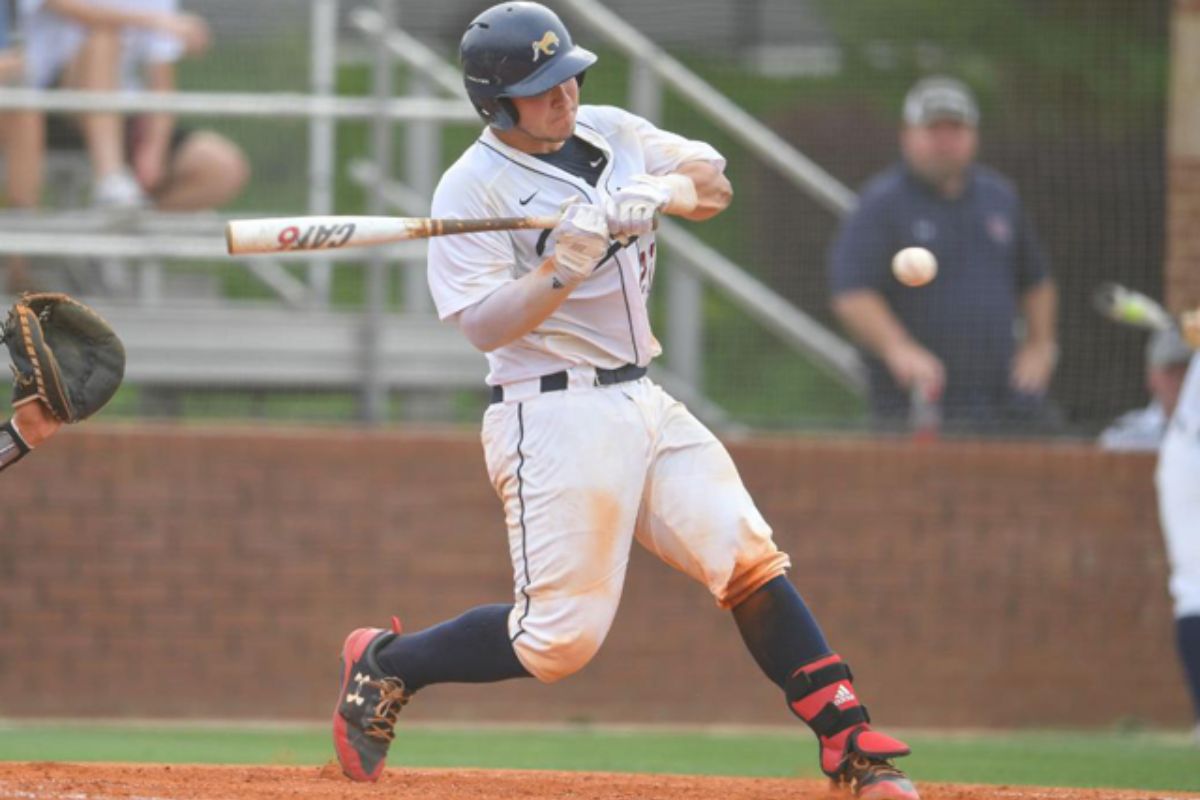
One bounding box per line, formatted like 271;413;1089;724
0;402;61;473
831;289;917;360
672;160;732;221
1020;279;1058;348
458;258;573;352
13;401;61;446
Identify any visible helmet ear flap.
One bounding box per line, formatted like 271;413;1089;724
497;97;519;130
468;96;518;131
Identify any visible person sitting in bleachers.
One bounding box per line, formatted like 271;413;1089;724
17;0;249;211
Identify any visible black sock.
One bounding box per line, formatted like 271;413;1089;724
376;604;531;691
732;575;831;689
1177;615;1200;721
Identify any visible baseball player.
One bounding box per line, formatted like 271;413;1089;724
18;0;247;210
1157;346;1200;743
333;4;918;797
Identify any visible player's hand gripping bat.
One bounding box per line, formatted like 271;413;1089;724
1092;282;1200;349
225;214;561;255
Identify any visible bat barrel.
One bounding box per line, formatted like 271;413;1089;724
225;214;563;256
225;216;380;255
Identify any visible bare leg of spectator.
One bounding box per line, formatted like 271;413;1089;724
60;28;144;208
4;111;44;210
2;110;44;292
152;130;249;211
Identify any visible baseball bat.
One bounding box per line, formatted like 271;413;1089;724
225;214;561;255
1092;282;1200;348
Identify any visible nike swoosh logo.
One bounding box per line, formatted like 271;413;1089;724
589;157;604;168
519;191;539;205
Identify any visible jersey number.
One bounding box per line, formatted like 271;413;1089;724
638;242;656;296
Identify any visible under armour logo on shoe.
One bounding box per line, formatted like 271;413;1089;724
832;685;856;707
347;672;371;706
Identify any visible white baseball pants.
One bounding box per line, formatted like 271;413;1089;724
481;371;790;683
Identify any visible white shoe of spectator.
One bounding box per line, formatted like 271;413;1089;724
92;169;147;210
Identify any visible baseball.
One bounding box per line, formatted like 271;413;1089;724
892;247;938;287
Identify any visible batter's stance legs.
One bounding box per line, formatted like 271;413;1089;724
332;605;530;781
733;576;919;800
375;604;530;690
732;575;830;685
333;582;918;795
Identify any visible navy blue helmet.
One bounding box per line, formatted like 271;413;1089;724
460;2;597;130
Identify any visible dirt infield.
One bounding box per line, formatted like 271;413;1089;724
0;763;1196;800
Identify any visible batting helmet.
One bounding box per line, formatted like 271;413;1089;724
460;2;597;130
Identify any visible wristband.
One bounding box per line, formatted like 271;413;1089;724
658;173;699;215
0;418;31;473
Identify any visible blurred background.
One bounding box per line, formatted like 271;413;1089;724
0;0;1177;434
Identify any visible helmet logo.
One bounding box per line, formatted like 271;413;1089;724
531;31;560;62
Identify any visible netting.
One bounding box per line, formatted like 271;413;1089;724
573;0;1170;436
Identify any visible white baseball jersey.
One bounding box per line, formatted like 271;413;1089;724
429;107;787;683
427;104;724;387
19;0;185;90
1158;353;1200;620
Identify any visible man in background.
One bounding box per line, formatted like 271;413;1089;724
17;0;248;210
828;76;1059;434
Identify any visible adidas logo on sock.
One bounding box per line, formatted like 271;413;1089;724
832;684;856;707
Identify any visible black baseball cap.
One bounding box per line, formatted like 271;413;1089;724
903;76;979;127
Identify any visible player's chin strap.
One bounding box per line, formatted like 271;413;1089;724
785;653;911;779
0;416;32;473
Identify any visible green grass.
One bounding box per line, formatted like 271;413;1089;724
0;723;1196;791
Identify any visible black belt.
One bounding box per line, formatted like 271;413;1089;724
490;364;647;404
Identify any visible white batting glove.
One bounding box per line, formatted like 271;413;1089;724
604;173;698;241
551;202;610;288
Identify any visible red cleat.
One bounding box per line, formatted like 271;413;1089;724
786;654;919;799
331;618;410;782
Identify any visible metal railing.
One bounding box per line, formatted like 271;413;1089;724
556;0;856;216
0;87;477;121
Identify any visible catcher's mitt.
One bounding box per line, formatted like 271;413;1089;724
1;293;125;423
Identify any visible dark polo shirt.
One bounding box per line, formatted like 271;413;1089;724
829;163;1051;424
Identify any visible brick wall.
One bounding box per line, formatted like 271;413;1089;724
1169;0;1200;309
0;425;1185;728
1167;157;1200;310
